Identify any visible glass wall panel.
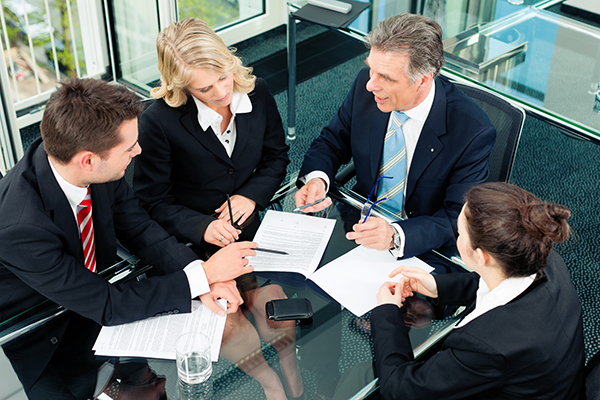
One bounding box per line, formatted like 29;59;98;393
178;0;265;31
112;0;160;92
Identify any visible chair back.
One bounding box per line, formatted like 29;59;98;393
453;82;525;183
124;98;155;189
586;350;600;399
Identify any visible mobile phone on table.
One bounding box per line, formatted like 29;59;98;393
265;298;313;321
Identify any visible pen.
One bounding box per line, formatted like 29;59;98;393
226;194;234;226
253;247;289;255
294;197;327;212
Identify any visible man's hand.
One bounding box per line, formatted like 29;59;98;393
294;178;332;213
204;219;240;247
346;217;394;251
215;195;256;226
203;241;256;284
200;281;243;316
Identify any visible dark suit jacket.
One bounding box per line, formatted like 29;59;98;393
0;139;199;391
371;250;585;399
133;78;289;246
299;69;496;258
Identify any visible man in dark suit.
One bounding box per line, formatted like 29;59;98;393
0;78;256;399
295;13;496;259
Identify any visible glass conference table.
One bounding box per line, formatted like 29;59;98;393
0;182;467;400
286;0;600;142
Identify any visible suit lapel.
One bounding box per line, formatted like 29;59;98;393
180;100;234;166
35;144;84;263
231;112;250;161
405;80;446;204
368;111;389;187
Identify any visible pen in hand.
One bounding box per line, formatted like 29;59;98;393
226;194;234;226
294;197;327;212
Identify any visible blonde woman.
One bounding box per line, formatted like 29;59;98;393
134;17;289;250
134;18;301;400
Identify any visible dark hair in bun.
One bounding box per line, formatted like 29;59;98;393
464;182;570;277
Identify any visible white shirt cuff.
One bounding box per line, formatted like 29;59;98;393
389;222;406;259
300;171;330;192
183;260;210;298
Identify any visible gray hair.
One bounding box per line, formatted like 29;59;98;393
364;13;445;84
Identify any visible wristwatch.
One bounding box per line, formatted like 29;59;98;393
391;225;401;250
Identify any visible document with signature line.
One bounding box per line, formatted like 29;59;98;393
248;210;336;277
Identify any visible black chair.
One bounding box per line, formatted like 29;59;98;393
586;350;600;399
453;81;525;183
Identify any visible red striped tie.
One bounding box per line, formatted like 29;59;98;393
77;187;96;273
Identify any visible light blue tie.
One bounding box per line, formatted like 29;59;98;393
377;111;409;216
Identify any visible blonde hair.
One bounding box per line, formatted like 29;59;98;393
151;18;256;107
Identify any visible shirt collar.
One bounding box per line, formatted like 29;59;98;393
403;79;435;123
192;92;252;131
457;273;536;328
48;157;88;209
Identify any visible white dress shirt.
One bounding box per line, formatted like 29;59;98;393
192;91;253;157
48;158;209;298
455;273;536;328
302;80;437;258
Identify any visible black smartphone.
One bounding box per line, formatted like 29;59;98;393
265;298;313;321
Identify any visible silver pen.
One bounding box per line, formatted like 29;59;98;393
294;197;327;211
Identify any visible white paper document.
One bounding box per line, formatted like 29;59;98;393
93;299;226;362
309;246;435;317
248;210;336;277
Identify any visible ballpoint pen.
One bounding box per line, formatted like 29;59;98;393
226;194;234;225
294;197;327;211
253;247;289;255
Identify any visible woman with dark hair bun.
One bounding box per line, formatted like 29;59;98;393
370;182;585;399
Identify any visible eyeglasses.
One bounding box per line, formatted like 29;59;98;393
360;175;393;223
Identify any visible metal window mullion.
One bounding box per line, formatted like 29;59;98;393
20;0;42;94
65;0;80;77
0;6;21;102
43;0;61;82
102;0;116;82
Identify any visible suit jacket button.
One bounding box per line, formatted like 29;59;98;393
227;168;235;174
173;309;180;314
50;337;59;345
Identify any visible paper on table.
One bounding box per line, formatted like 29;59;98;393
248;210;336;277
309;246;434;317
92;299;226;362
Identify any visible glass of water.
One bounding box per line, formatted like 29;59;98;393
176;332;212;397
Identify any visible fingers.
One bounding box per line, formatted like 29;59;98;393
216;195;255;224
295;179;330;213
205;220;240;246
346;218;394;251
200;294;226;316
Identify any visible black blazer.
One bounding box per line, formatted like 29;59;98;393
371;250;585;399
133;78;289;246
299;69;496;258
0;139;199;390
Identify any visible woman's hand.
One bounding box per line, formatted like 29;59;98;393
216;195;256;226
204;219;240;247
389;266;438;298
376;281;409;307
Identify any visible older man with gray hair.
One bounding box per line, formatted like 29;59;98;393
295;13;496;259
